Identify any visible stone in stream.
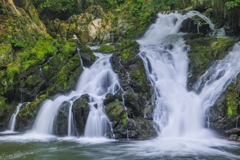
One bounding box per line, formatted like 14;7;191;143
72;94;90;135
53;101;70;136
179;15;211;35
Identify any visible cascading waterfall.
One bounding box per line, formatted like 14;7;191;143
139;11;240;138
32;52;119;137
8;103;23;132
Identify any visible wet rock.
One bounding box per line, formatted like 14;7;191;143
127;118;157;140
72;94;90;135
53;101;70;136
179;15;212;35
80;46;96;67
225;128;240;136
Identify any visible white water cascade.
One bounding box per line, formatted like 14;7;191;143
32;52;120;137
139;11;240;138
8;103;23;131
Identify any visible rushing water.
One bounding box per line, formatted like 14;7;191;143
1;11;240;159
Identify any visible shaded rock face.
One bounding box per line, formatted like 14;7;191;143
179;15;212;35
44;5;117;44
110;40;153;119
53;101;70;136
104;92;157;139
127;118;157;139
102;39;157;139
72;94;90;135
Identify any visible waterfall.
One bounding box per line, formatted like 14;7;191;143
8;103;23;131
32;52;119;137
138;11;240;138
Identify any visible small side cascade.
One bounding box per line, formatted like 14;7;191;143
68;101;73;137
8;103;23;131
77;48;83;67
121;89;129;140
39;66;44;78
47;50;58;62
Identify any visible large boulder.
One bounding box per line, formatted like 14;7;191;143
53;101;70;136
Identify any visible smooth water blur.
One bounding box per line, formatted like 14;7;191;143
32;52;119;137
1;134;240;160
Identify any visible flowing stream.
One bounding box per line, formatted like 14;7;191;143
1;11;240;159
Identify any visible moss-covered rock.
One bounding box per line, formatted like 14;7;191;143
80;46;96;67
186;36;237;90
16;94;50;131
99;45;115;53
104;94;127;139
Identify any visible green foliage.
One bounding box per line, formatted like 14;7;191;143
33;0;79;14
11;39;24;48
130;4;142;16
225;0;240;9
97;0;115;9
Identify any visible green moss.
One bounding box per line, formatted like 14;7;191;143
80;46;96;61
120;39;139;61
6;64;21;85
68;54;81;72
187;36;237;88
130;67;148;92
99;45;115;53
61;43;76;58
23;60;38;70
225;85;239;118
